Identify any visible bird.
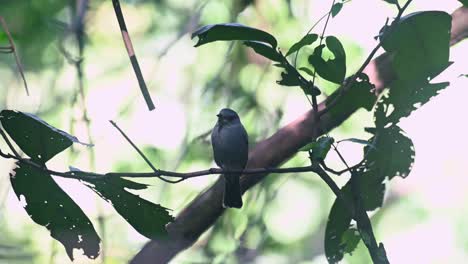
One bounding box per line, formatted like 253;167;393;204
211;108;248;208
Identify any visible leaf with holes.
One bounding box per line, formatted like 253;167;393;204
81;175;174;239
10;161;100;260
191;23;277;48
381;11;451;81
308;36;346;84
286;33;319;56
0;110;91;163
324;184;353;263
364;125;415;179
384;80;450;124
244;41;282;62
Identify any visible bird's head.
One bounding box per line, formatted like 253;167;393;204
216;108;240;127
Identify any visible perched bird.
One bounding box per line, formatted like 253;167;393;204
211;108;248;208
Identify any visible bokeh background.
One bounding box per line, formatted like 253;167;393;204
0;0;467;263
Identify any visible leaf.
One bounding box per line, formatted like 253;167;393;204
381;11;451;81
285;33;319;56
0;110;91;163
308;36;346;84
458;0;468;7
331;3;343;17
299;67;315;77
300;136;334;161
191;23;277;48
244;41;282;62
341;228;361;254
277;71;301;86
10;161;100;260
324;185;353;263
375;80;450;126
364;125;415;179
382;0;398;4
81;175;174;239
338;138;376;149
324;72;375;121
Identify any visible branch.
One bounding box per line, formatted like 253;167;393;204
111;0;155;111
130;6;468;264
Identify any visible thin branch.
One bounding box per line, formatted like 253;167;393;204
111;0;155;111
109;120;181;183
0;128;20;158
0;16;29;95
319;0;413;118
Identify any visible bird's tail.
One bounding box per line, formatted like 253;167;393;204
223;173;243;208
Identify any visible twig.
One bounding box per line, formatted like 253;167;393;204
319;0;413;118
111;0;155;111
109;120;186;184
0;16;29;95
0;128;20;158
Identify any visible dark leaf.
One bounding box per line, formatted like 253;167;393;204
10;161;100;260
299;67;315;77
81;176;174;239
382;0;398;4
331;3;343;17
244;41;282;62
458;0;468;7
285;33;319;56
324;184;353;263
341;228;361;254
376;80;450;125
324;73;375;121
277;71;301;86
0;110;91;163
191;23;277;48
300;136;334;161
308;36;346;84
381;11;451;81
303;85;322;96
364;125;415;179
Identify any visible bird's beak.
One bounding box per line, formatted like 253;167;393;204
216;114;221;117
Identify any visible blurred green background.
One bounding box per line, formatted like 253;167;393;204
0;0;467;263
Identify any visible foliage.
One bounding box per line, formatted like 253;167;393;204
0;0;460;263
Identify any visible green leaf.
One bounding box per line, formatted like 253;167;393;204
308;36;346;84
81;175;174;239
364;125;415;179
382;0;398;5
285;33;319;56
331;3;343;17
244;41;282;62
387;81;449;124
324;185;353;263
341;228;361;254
381;11;451;81
10;161;100;260
375;80;450;126
300;136;334;161
0;110;91;163
338;138;376;149
458;0;468;7
191;23;277;48
299;67;315;77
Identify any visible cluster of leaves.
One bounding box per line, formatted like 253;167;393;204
0;110;174;261
323;10;452;263
192;6;452;264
